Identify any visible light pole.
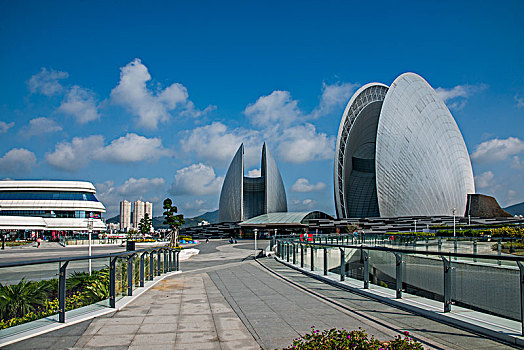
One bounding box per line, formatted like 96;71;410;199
452;208;456;238
414;220;417;234
87;218;93;275
254;228;258;257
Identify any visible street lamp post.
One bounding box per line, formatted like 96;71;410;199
453;208;456;238
414;220;417;234
87;218;93;275
254;228;258;257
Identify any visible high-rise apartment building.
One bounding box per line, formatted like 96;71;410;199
133;200;145;229
120;200;131;231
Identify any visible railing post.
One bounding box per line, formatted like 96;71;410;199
310;245;315;271
438;238;442;252
164;250;168;272
498;239;502;265
340;248;345;281
517;262;524;336
286;243;290;262
58;261;69;323
127;255;134;296
300;244;304;268
140;253;145;287
394;253;402;299
442;256;452;312
425;238;429;253
362;249;369;289
473;239;478;263
149;251;154;280
292;243;296;264
453;238;458;260
110;257;116;308
157;250;161;275
176;250;180;271
323;247;328;276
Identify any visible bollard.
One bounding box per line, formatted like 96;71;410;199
395;253;403;299
362;249;369;289
473;240;478;263
323;248;328;276
340;248;345;281
58;261;69;323
310;245;315;271
292;243;296;264
300;244;304;268
442;256;452;312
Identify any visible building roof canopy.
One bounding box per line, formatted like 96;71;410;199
239;211;333;227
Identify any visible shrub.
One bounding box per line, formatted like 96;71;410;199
0;279;50;320
286;327;423;350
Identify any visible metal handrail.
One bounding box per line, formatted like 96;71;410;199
276;237;524;335
0;246;177;268
277;239;524;262
0;246;181;324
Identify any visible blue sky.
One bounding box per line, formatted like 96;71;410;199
0;0;523;218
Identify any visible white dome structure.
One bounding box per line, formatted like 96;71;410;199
334;73;475;218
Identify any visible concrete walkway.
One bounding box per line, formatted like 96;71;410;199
6;240;517;349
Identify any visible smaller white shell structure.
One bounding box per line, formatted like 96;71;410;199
334;73;475;218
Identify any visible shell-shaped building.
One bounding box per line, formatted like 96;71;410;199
219;143;287;222
334;72;475;218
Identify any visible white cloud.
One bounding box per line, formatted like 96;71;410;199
170;163;223;196
95;133;172;163
515;95;524;108
0;121;14;134
0;148;36;175
511;156;524;169
183;199;205;210
181;122;261;166
46;135;104;171
115;177;165;196
311;82;357;118
435;83;488;110
46;133;171;171
291;198;317;210
244;90;301;127
471;137;524;163
110;58;212;129
247;168;261;177
22;117;62;136
276;123;335;163
291;178;327;192
58;86;100;123
27;68;69;96
474;171;494;189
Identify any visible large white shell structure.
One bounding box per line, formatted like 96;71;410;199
334;73;475;218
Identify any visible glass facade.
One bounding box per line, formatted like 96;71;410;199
0;210;102;218
0;191;99;201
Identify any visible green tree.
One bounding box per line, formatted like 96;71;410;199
163;198;185;247
138;213;153;236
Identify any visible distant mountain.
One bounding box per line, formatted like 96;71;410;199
106;215;120;224
504;201;524;216
105;210;219;229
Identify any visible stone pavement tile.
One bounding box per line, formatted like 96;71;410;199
175;330;219;344
81;346;129;350
4;336;58;349
94;323;140;335
129;333;177;346
129;344;173;350
214;316;249;333
137;322;178;333
218;328;258;342
174;341;221;350
84;334;134;347
180;302;211;314
50;335;85;348
147;305;180;315
141;315;178;324
100;315;145;325
220;339;261;350
111;308;149;317
73;334;94;347
177;319;215;332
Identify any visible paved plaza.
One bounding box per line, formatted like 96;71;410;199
5;240;516;349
